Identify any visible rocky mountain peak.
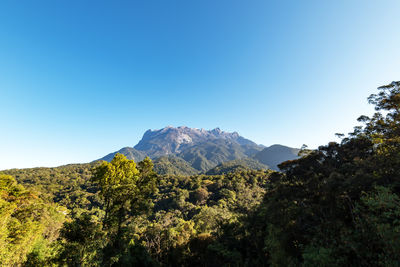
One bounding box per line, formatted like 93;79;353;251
134;126;258;158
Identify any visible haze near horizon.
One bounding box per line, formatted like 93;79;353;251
1;0;400;169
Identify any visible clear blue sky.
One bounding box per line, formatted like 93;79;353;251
1;0;399;169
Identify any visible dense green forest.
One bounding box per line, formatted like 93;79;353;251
1;82;400;266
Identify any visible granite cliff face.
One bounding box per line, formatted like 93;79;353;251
134;126;260;158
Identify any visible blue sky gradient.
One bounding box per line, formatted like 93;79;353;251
1;0;400;169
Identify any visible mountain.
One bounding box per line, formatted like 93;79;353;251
253;144;300;171
129;126;266;172
96;126;300;174
97;147;147;163
134;126;262;158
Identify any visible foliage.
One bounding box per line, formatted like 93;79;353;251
224;81;400;266
0;174;65;266
56;213;104;266
1;163;101;218
89;154;157;265
206;157;268;175
153;156;199;176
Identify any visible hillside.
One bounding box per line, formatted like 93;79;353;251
254;144;300;170
153;155;199;176
206;157;268;175
96;147;147;162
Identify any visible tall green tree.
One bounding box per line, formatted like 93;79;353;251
56;213;104;266
91;154;157;265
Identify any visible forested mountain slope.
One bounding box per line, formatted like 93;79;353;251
97;147;147;163
206;157;268;175
153;155;199;176
254;144;300;170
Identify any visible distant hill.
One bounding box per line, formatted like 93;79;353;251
206;158;268;175
254;144;300;171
